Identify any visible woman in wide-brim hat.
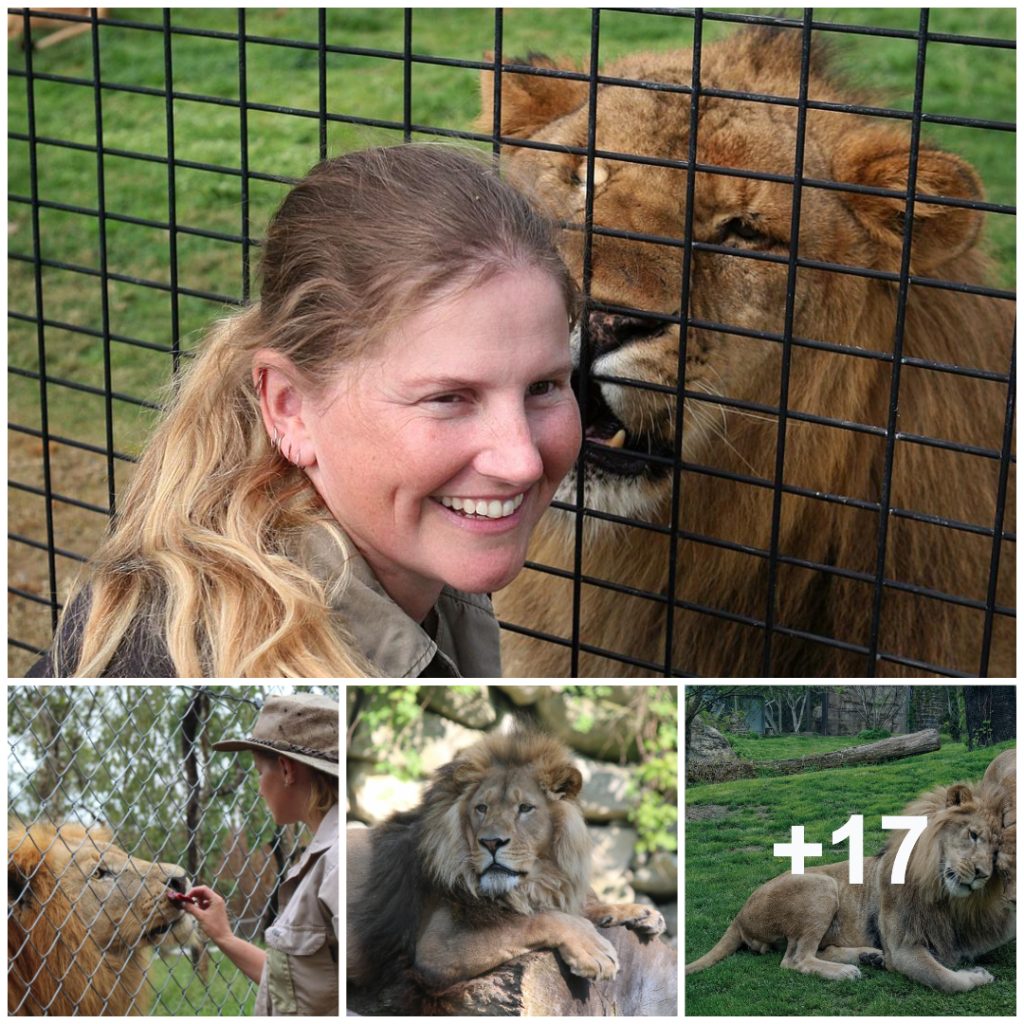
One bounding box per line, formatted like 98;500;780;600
180;692;339;1016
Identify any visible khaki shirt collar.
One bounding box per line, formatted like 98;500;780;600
298;523;502;678
285;803;339;884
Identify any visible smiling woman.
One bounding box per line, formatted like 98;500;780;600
27;145;580;678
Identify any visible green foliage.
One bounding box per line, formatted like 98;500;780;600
857;728;891;742
627;687;678;854
351;685;426;779
631;750;679;855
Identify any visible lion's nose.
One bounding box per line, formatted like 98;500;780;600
586;310;666;356
479;837;510;857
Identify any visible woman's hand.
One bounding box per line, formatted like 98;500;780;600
177;884;233;945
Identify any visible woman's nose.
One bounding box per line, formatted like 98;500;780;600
473;406;544;484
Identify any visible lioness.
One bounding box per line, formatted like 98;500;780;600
485;25;1015;676
686;781;1012;992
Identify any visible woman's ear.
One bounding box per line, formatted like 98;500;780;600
252;349;318;468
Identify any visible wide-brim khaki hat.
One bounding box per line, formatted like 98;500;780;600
212;693;339;778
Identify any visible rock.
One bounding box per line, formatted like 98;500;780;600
631;851;677;898
578;757;633;822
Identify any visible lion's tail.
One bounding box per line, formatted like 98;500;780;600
685;920;744;975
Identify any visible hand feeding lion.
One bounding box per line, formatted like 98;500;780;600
347;730;665;998
686;779;1014;992
485;25;1014;677
8;822;197;1015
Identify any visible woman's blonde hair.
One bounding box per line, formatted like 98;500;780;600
57;144;576;677
307;767;339;821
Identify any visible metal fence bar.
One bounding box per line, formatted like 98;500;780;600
6;8;1016;676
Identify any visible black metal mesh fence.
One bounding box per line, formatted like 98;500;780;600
7;9;1015;677
7;683;338;1015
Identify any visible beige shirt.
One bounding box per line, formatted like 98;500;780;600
299;523;502;678
254;804;339;1016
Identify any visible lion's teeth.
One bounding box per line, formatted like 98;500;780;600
607;429;627;449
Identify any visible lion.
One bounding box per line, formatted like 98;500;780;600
347;730;666;1003
8;822;197;1016
686;781;1013;992
981;747;1016;906
484;25;1015;677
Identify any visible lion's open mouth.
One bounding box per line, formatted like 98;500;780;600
574;369;672;478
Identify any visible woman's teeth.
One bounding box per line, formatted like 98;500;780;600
439;494;525;519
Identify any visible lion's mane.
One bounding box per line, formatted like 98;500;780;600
347;730;592;993
8;822;187;1016
419;730;591;916
876;784;1007;968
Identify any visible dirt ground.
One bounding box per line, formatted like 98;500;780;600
8;431;124;676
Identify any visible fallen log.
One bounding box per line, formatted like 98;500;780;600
687;728;941;784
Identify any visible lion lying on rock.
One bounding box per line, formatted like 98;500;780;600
686;777;1014;992
347;731;667;1008
8;822;196;1015
486;25;1015;676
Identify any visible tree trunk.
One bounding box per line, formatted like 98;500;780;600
423;928;676;1016
347;927;676;1016
687;728;941;783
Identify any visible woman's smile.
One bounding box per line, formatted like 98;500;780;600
301;267;581;622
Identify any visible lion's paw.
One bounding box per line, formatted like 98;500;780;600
558;929;619;981
834;964;862;981
859;950;885;969
956;966;995;990
595;902;666;936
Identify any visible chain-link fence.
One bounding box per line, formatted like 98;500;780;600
7;683;339;1015
7;9;1015;677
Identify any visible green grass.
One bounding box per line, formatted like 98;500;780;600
148;947;257;1015
685;739;1016;1015
8;7;1015;455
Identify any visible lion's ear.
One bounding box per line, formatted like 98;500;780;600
945;782;974;808
479;52;589;138
832;128;983;274
541;763;583;801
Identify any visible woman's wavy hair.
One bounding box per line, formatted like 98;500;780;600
59;144;577;677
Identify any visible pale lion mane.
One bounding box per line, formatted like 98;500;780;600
686;781;1014;993
8;822;195;1016
418;730;592;916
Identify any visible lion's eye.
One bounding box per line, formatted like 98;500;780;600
518;803;535;814
94;866;113;879
969;830;979;841
474;803;487;814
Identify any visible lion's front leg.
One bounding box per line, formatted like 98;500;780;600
584;892;666;936
415;903;619;988
887;945;995;993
